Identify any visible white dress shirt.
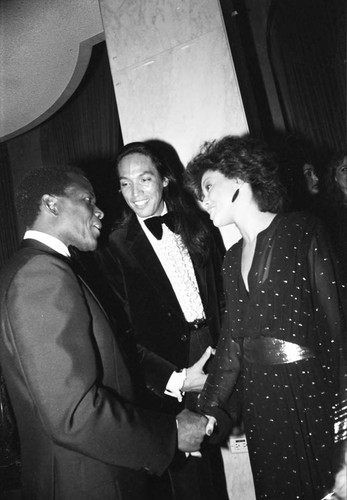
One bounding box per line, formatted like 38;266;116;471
24;230;70;256
138;205;207;399
138;205;205;323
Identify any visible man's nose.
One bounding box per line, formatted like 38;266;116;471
95;206;104;220
132;182;143;197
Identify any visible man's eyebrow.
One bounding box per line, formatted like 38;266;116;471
84;189;96;200
119;170;155;179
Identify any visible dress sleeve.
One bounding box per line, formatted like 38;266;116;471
307;221;347;443
307;222;346;371
196;321;242;427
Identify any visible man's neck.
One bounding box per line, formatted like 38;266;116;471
24;230;70;256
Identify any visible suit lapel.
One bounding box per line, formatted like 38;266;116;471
21;239;111;323
125;216;183;317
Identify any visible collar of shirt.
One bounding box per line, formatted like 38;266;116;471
137;203;168;243
24;230;70;257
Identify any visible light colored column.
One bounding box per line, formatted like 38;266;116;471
98;2;254;496
98;0;248;166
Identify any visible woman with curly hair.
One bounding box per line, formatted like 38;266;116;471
185;135;346;500
320;151;347;279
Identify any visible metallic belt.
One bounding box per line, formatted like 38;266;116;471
244;337;316;365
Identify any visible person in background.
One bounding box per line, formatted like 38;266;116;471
98;141;230;500
0;166;208;500
185;135;346;500
319;151;347;279
270;133;324;214
303;162;320;196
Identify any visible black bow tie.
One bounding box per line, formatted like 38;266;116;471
144;212;177;240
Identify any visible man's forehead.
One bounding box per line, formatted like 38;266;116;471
118;154;157;175
66;172;94;193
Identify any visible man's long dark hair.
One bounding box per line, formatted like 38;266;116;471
114;141;214;264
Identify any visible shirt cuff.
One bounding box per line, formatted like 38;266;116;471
164;369;187;402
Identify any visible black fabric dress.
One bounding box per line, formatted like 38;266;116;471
320;203;347;281
198;212;346;500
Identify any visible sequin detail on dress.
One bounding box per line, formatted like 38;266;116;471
197;212;346;500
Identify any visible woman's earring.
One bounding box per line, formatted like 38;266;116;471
232;188;239;203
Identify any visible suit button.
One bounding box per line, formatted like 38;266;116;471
180;334;188;342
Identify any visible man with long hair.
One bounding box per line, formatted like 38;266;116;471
99;141;230;500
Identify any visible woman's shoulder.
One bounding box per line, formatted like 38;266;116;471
277;211;323;231
268;212;330;249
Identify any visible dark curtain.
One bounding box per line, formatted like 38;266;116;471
0;143;19;270
0;143;21;491
219;0;276;140
267;0;346;152
41;41;123;236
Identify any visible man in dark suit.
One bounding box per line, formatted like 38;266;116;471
100;142;230;500
0;166;208;500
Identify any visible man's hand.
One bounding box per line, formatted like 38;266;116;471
182;346;214;392
176;409;208;452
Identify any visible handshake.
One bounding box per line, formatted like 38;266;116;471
176;409;216;453
176;345;217;453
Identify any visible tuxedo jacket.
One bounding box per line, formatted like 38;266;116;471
0;239;176;500
102;214;224;414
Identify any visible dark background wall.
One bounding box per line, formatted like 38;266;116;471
220;0;346;150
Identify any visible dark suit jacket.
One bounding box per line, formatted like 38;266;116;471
102;214;224;414
0;240;176;500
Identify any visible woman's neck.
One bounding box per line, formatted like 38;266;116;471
237;209;277;245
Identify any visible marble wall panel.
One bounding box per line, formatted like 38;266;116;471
106;27;248;165
100;0;221;70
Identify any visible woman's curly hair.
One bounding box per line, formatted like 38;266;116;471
185;135;288;213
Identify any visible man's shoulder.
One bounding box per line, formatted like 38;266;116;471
108;215;142;246
109;224;128;241
108;226;130;257
0;247;68;295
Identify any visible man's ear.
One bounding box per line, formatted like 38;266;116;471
163;177;169;187
42;194;58;216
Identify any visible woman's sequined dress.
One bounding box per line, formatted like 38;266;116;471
198;212;346;499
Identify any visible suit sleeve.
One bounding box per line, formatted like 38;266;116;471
2;254;176;474
95;245;178;394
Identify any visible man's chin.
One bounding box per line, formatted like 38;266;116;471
77;240;98;253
